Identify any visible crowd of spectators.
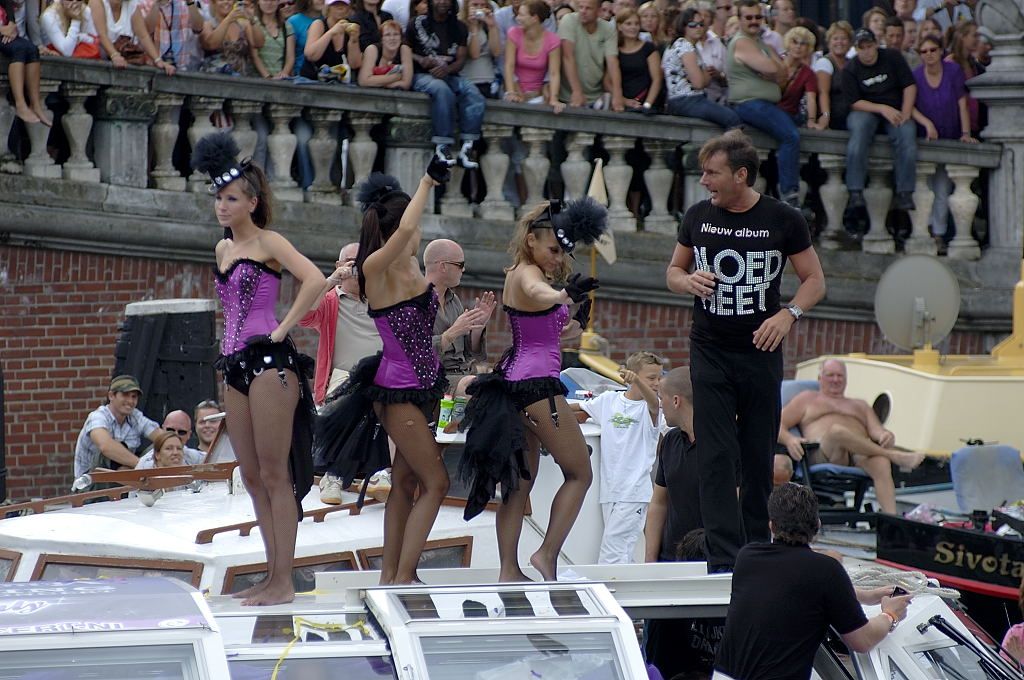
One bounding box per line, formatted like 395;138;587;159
3;0;990;228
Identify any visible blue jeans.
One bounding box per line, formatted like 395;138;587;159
412;73;485;145
733;99;801;195
845;110;917;194
666;94;742;129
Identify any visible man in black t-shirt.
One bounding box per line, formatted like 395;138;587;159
714;484;911;680
841;28;918;212
666;131;825;572
406;0;485;168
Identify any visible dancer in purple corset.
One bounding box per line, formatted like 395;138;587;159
460;197;608;582
315;158;453;585
193;132;326;606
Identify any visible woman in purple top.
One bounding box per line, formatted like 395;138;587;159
911;34;978;247
317;158;452;585
461;198;606;582
194;132;325;607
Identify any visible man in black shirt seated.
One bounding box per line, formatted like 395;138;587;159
841;28;918;212
713;483;912;680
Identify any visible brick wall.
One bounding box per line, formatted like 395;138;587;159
0;246;995;501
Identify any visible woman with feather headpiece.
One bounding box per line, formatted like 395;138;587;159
193;132;325;606
459;196;607;582
314;157;454;585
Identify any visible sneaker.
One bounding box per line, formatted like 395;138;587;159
319;474;344;505
367;469;392;503
458;142;479;169
893;191;916;211
847;190;866;210
434;144;456;166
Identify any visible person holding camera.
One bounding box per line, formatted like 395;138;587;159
200;0;259;75
301;0;362;80
132;0;204;74
714;483;912;680
460;0;500;98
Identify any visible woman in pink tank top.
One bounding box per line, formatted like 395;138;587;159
503;0;564;112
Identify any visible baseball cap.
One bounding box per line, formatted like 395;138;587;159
854;28;877;45
325;0;350;5
109;374;143;394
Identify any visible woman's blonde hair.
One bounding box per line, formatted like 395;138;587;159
625;351;664;373
825;20;853;44
507;202;572;282
44;0;74;35
638;1;667;44
784;25;815;50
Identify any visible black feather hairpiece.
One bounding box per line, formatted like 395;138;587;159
356;173;409;213
191;132;251;193
546;197;608;254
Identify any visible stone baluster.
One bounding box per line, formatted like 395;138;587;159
560;132;594;201
642;139;676;234
266;104;303;202
439;163;472;217
681;146;704;210
946;164;982;260
602;135;636;231
306;108;342;204
60;84;100;183
905;161;938;255
0;74;18;174
816;154;848;250
150;94;186;191
345;113;380;207
861;159;895;254
520;127;551;212
798;153;811;206
23;80;60;179
385;116;435;208
476;123;515;220
186;96;224;192
229;100;262;161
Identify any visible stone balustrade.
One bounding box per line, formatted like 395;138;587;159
0;56;1005;262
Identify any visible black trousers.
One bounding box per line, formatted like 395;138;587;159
691;339;783;571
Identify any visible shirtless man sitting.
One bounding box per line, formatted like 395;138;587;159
778;359;925;514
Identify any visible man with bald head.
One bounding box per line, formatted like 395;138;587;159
300;242;384;407
423;239;496;384
778;358;925;514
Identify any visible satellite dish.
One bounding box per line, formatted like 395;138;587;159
874;255;960;351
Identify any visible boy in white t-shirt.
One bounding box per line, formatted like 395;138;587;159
574;351;663;564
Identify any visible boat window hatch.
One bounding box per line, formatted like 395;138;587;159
0;550;20;582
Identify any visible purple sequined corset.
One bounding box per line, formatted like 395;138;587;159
215;259;282;355
368;285;442;390
501;304;569;381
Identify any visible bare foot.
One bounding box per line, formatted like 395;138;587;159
499;567;533;583
892;450;926;472
529;551;557;582
231;577;269;599
242;582;295;606
15;105;40;125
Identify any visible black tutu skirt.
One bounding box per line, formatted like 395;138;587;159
216;336;316;518
460;373;567;521
313;353;448;506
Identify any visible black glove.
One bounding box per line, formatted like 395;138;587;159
564;273;599;303
426;153;452;184
573;297;592;329
243;334;274;348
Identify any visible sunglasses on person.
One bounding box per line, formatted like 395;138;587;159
918;46;939;54
742;13;762;20
165;427;190;437
687;20;705;28
443;261;466;270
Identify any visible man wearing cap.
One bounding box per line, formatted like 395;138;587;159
72;375;161;480
841;27;917;213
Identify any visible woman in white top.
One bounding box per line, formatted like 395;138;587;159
811;21;852;130
89;0;139;67
662;8;739;128
41;0;100;57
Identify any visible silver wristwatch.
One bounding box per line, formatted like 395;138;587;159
786;304;803;321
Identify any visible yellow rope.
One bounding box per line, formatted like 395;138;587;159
269;618;371;679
